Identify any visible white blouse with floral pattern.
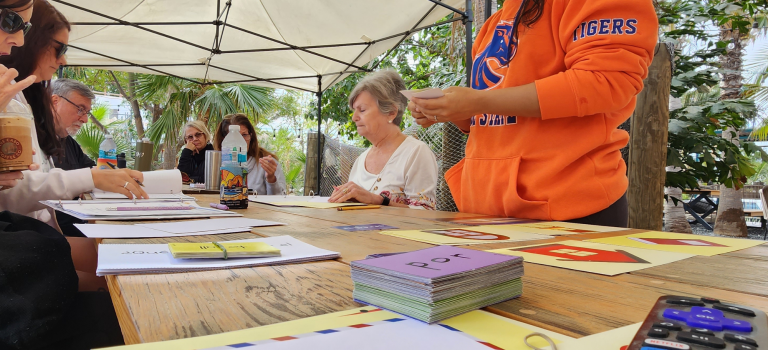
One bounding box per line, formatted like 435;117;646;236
348;136;438;210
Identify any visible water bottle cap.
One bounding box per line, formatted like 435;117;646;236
229;125;240;132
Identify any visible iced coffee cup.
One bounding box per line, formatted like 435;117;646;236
0;99;33;172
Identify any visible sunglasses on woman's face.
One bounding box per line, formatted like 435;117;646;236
0;8;31;36
53;39;68;59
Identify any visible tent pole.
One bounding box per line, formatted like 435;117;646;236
316;75;322;195
464;0;473;87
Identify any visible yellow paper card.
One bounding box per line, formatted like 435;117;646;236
105;308;571;350
168;242;280;258
442;310;573;349
557;323;640;350
104;307;394;349
276;201;365;209
488;240;695;276
380;226;553;245
497;221;631;236
588;231;766;256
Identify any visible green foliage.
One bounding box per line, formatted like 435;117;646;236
133;74;274;168
658;0;768;190
74;104;133;161
196;84;274;128
667;98;767;189
307;14;465;142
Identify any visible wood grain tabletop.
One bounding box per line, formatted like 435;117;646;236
94;194;768;344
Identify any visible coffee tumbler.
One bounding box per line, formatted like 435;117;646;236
134;138;153;171
0;99;34;172
205;150;222;190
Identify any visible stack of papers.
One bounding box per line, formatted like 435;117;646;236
248;195;366;208
350;246;524;323
96;236;339;276
91;169;195;200
74;218;285;238
41;200;242;221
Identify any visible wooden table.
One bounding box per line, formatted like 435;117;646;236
99;195;768;344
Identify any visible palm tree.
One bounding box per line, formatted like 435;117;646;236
74;104;133;161
133;75;274;169
713;25;750;237
664;87;722;233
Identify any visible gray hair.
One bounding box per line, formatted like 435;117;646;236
183;120;212;144
51;78;95;100
348;70;408;126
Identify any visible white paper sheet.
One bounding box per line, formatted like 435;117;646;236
61;201;214;217
202;317;491;350
399;88;445;100
249;195;331;204
92;169;186;199
135;218;285;234
41;200;242;221
74;224;253;238
96;236;340;276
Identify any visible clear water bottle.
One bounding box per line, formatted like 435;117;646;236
220;125;248;209
221;125;247;165
97;134;117;169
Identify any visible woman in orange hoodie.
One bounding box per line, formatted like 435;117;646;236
409;0;658;227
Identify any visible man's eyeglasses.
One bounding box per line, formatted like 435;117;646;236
59;95;90;117
0;8;31;36
185;132;205;141
53;39;68;59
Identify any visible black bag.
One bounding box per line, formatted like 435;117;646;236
0;211;78;350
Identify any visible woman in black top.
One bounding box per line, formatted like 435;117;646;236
178;120;214;183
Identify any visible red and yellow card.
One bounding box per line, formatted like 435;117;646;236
588;231;765;256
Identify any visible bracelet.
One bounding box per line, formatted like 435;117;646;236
380;194;390;206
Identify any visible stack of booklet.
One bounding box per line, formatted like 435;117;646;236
350;246;524;323
97;236;339;276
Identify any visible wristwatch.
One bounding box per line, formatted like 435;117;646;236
380;194;390;206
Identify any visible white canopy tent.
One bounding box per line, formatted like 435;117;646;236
50;0;475;192
51;0;470;92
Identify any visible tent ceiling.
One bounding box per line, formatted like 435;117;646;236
51;0;466;92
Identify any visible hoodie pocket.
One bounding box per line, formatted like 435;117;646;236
446;156;550;219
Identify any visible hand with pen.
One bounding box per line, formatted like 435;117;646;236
328;181;381;205
90;168;149;199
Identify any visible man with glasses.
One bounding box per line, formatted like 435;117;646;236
49;79;96;237
50;78;96;170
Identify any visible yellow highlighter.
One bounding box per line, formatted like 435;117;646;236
168;242;281;259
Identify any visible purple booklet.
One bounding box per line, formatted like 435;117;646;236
351;246;520;279
333;224;398;232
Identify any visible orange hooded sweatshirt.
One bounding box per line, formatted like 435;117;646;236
445;0;658;220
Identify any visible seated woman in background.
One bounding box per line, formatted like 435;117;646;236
213;114;287;195
328;70;438;209
178;120;214;183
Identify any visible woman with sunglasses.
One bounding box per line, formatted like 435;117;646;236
0;0;37;192
178;120;215;183
0;0;148;227
0;2;127;349
214;114;287;195
0;0;68;172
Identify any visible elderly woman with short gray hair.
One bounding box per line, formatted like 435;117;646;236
328;70;438;209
